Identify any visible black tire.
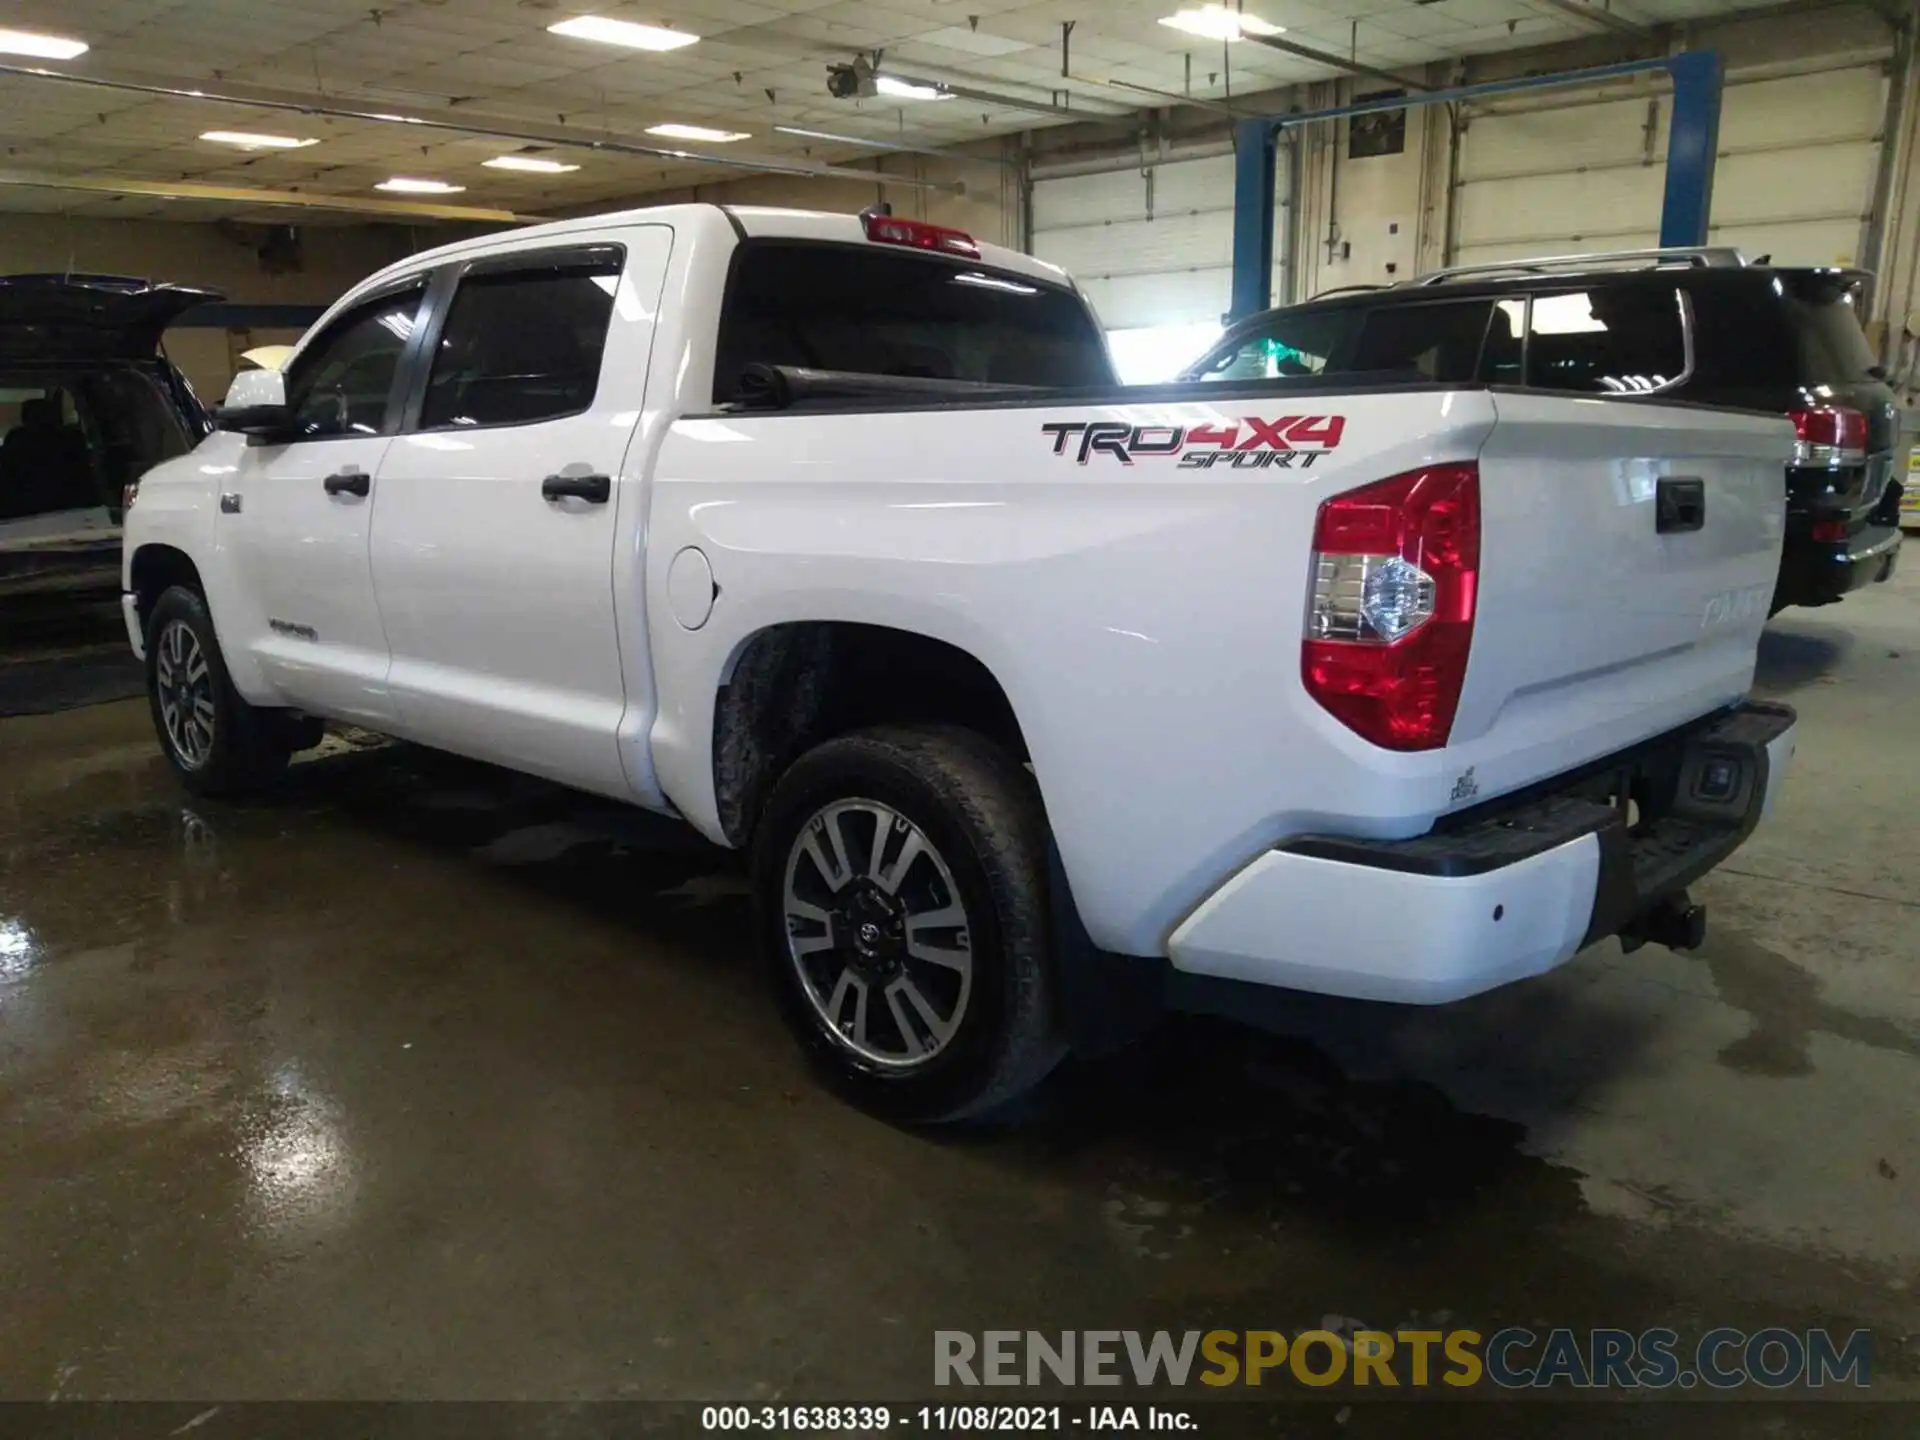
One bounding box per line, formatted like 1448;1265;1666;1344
752;725;1065;1124
144;584;293;798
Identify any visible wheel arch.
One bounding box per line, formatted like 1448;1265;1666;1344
127;543;205;637
710;619;1030;850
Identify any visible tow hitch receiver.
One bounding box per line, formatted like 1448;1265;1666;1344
1620;891;1707;954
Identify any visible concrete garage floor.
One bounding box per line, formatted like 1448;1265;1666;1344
1;575;1917;1436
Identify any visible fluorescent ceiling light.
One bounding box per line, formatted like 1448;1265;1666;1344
200;130;319;151
1157;6;1284;42
776;124;893;147
548;15;699;51
875;75;952;101
376;177;465;194
483;155;580;173
646;123;750;143
0;28;89;60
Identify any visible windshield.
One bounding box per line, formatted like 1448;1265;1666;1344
715;241;1115;401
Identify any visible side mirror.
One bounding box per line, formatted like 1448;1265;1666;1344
216;369;293;439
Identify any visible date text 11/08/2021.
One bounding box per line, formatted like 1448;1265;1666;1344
702;1407;1191;1432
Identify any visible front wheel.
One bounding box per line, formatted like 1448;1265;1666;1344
752;726;1064;1123
145;585;294;797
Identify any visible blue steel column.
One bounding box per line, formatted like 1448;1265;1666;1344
1659;49;1722;247
1229;117;1279;322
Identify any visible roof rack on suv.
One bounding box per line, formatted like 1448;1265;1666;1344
1412;247;1751;286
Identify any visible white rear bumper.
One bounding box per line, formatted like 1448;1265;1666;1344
1168;833;1602;1003
1168;707;1797;1005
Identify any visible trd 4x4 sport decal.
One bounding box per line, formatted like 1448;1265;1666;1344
1041;416;1346;467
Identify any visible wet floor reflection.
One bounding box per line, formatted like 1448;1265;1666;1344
0;703;1915;1409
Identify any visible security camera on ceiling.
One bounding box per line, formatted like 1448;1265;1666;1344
826;58;876;100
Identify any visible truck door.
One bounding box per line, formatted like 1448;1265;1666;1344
223;278;427;725
369;229;671;798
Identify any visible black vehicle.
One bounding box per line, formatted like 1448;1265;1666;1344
1182;248;1903;612
0;274;217;599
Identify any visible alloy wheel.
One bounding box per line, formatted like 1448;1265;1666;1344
781;799;975;1069
155;619;216;770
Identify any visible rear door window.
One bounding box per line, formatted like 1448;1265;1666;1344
1480;298;1526;384
1349;299;1493;382
1524;285;1688;394
714;241;1113;401
420;248;622;429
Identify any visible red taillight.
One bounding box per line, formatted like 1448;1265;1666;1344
1789;406;1868;466
1810;518;1850;543
1302;463;1480;752
861;211;979;258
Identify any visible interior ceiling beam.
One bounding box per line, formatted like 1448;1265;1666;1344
1530;0;1649;37
1095;77;1257;117
0;169;535;222
873;67;1134;121
0;62;958;193
1244;34;1434;93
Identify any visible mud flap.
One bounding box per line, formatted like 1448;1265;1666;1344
1048;839;1166;1057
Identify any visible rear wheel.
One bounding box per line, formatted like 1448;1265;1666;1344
145;585;295;797
753;725;1064;1123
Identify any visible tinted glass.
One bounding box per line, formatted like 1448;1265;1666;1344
1525;286;1685;394
1690;276;1879;391
1780;275;1878;386
421;256;620;429
1192;310;1356;381
80;371;192;506
1481;298;1525;384
714;242;1113;401
0;381;98;519
1350;299;1492;382
285;286;425;439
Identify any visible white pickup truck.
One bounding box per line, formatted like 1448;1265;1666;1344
123;204;1798;1120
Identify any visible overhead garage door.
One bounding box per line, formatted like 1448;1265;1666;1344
1453;63;1887;269
1031;152;1287;381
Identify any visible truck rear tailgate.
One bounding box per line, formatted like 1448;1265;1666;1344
1447;392;1792;802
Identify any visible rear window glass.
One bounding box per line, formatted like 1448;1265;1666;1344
1781;278;1878;386
1350;300;1492;382
1525;286;1686;394
1687;278;1879;390
714;241;1113;401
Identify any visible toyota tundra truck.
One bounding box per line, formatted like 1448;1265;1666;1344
121;204;1798;1121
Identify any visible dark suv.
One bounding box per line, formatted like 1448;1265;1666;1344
1;274;217;600
1182;249;1903;612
